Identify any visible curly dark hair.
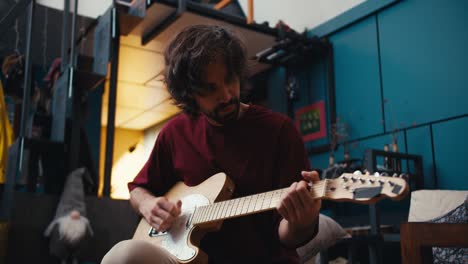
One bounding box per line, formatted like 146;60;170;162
164;24;247;117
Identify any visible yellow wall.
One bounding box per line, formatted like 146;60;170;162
98;127;143;197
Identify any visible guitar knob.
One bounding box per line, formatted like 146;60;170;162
353;170;362;175
374;172;380;177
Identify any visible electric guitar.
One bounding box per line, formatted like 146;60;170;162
132;172;408;263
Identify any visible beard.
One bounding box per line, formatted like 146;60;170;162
203;97;240;125
56;214;89;244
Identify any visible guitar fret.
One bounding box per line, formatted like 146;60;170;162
223;201;230;218
272;190;281;207
215;202;223;220
192;207;199;224
223;200;231;218
201;205;207;222
235;197;244;215
221;200;229;219
216;201;225;220
197;206;205;223
262;191;271;210
210;204;216;221
194;206;201;223
241;196;251;214
270;191;276;208
207;204;215;222
218;202;225;219
255;193;265;211
248;194;258;213
211;203;219;221
216;201;224;220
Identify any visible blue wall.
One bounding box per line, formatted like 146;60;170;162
268;0;468;190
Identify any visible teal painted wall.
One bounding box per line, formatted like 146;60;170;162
269;0;468;190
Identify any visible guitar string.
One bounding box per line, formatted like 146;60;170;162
193;182;329;224
193;177;405;224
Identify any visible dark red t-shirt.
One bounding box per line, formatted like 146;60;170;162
129;105;311;263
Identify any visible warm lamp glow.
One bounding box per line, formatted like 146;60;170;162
110;141;147;199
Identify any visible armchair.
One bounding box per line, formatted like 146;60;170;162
400;190;468;264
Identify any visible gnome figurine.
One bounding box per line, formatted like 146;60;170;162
44;167;94;264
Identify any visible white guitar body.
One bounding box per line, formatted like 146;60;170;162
153;194;209;261
133;173;235;264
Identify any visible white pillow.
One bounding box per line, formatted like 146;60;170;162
408;190;468;222
296;214;351;263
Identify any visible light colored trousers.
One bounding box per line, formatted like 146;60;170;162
101;240;179;264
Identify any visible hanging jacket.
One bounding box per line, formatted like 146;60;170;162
0;81;14;183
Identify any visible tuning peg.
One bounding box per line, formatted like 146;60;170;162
400;173;409;181
353;170;362;175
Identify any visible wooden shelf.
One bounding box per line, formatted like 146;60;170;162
116;0;279;77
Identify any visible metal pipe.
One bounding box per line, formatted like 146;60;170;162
69;0;78;67
0;0;33;38
103;6;120;197
19;0;35;138
61;0;70;71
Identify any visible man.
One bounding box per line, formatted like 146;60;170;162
102;24;320;264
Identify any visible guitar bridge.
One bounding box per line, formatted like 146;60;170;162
148;227;168;237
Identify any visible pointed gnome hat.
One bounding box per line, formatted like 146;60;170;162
54;167;89;219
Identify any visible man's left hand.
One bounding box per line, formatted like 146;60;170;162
277;170;321;247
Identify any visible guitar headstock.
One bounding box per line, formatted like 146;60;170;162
322;172;409;204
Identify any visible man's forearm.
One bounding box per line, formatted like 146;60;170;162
129;187;156;215
278;217;319;248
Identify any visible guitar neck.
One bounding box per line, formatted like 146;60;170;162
191;180;327;225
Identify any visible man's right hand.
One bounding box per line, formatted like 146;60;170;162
140;197;182;232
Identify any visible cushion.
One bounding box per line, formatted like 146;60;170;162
429;197;468;264
408;190;468;222
296;214;350;263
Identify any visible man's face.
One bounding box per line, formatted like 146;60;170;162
193;58;241;126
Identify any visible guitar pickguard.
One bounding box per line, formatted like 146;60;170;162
153;194;210;261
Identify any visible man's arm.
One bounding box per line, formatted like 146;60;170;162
130;187;182;232
277;171;321;248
